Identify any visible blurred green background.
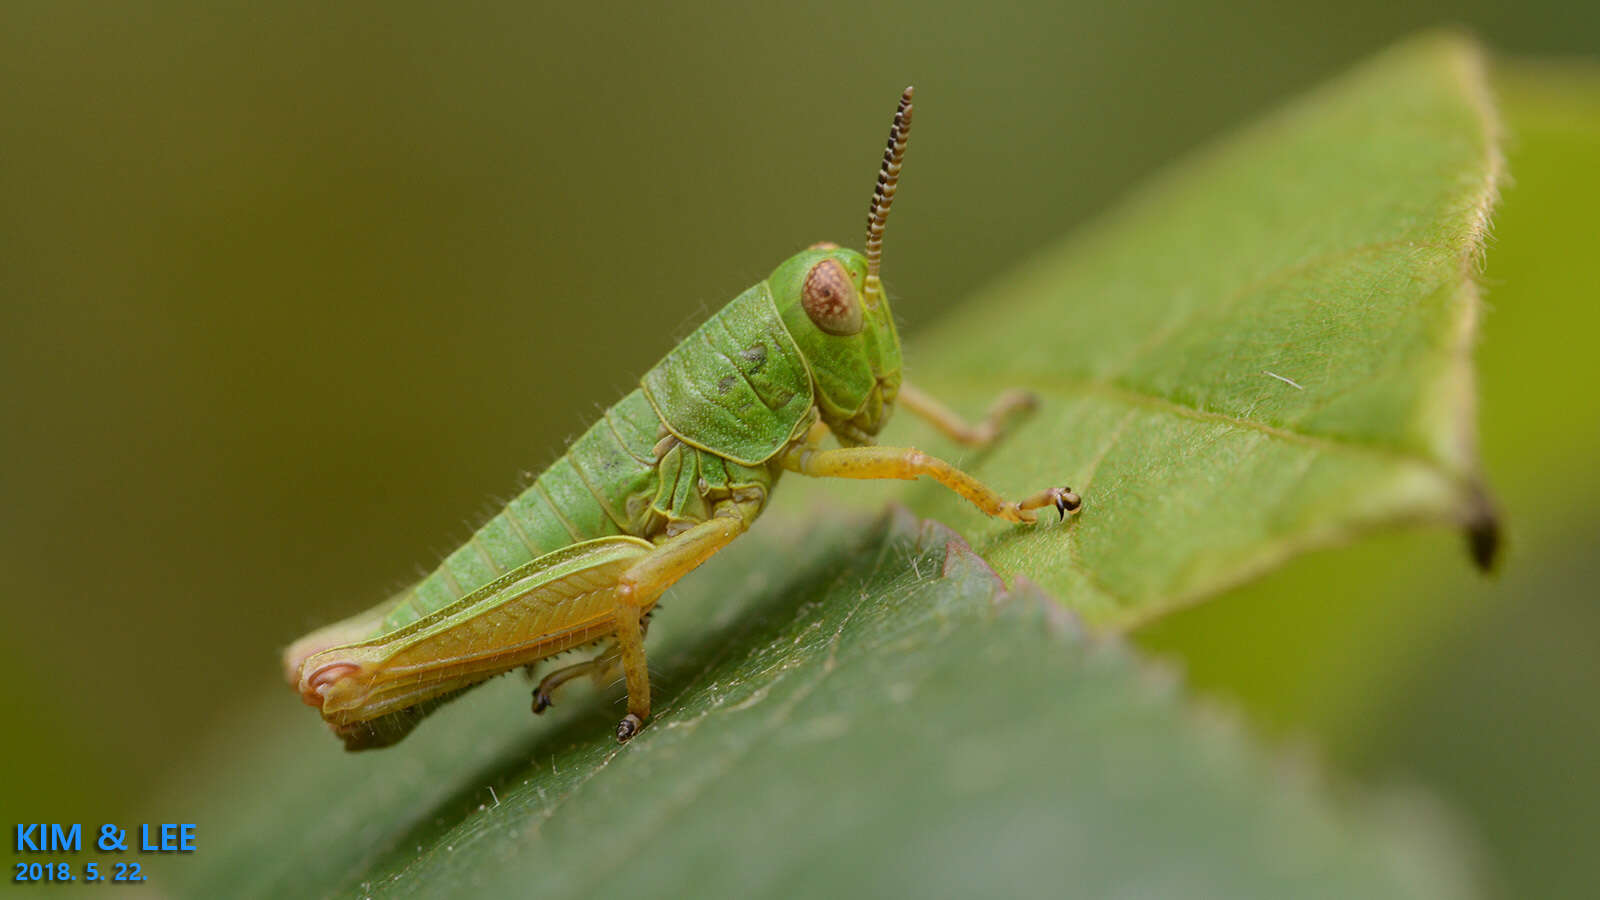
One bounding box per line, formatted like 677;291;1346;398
1;2;1595;897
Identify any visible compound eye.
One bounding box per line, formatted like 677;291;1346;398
802;259;863;336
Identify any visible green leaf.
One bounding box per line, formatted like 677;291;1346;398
171;34;1495;899
176;512;1472;899
1136;57;1600;750
791;31;1500;626
1136;60;1600;900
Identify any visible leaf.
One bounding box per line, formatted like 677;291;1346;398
789;32;1501;626
1137;60;1600;900
174;511;1474;899
1137;57;1600;746
170;34;1494;899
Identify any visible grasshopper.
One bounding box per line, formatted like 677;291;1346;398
284;88;1081;749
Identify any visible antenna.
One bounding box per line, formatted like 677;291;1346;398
864;85;914;303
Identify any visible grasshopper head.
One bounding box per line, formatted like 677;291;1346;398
770;245;901;444
768;86;914;445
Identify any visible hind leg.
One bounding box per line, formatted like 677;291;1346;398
531;615;652;713
608;500;758;742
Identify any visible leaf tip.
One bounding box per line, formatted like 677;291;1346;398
1463;485;1502;572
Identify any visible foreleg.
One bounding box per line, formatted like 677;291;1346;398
783;442;1079;523
896;380;1037;448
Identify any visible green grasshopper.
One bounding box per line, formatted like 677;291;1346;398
284;87;1081;750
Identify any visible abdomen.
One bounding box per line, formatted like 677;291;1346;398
381;389;665;629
